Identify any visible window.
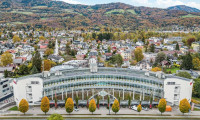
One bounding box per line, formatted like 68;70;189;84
31;81;39;84
167;82;175;85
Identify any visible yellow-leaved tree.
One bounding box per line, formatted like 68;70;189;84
112;99;120;114
41;96;50;115
65;98;74;114
158;98;167;115
13;35;21;43
179;98;191;115
18;99;29;115
137;104;142;114
89;99;96;114
134;47;144;62
1;52;13;66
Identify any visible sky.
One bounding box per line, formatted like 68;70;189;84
59;0;200;9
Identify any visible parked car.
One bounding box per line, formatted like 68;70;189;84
131;105;137;111
142;107;149;111
74;106;79;112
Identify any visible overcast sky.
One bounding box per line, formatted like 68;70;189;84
59;0;200;9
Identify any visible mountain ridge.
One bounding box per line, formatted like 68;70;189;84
0;1;200;30
168;5;200;13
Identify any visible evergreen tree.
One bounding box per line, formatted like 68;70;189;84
30;65;38;74
32;51;42;72
180;53;193;70
176;42;180;51
75;96;79;108
150;44;155;53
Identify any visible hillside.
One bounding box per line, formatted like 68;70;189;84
168;5;200;13
0;0;200;30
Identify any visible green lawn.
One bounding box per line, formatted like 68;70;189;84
105;9;125;14
11;11;33;15
166;67;180;74
182;14;200;18
8;106;18;111
127;9;137;15
192;97;200;102
194;108;200;111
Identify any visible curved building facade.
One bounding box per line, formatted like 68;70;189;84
12;67;193;106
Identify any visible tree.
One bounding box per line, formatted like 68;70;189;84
41;96;50;115
110;54;123;67
192;57;200;70
112;99;120;114
13;35;21;43
179;98;191;115
155;52;166;66
187;38;195;46
1;52;13;66
39;36;46;40
134;47;144;62
43;60;52;71
75;96;79;108
89;99;96;114
108;46;111;53
18;64;29;75
158;98;166;115
32;51;42;72
45;49;54;56
30;65;38;74
176;42;180;51
137;104;142;114
193;79;200;98
48;114;63;120
107;96;110;109
65;98;74;114
128;95;131;108
97;96;100;109
181;53;193;70
176;72;192;79
19;99;29;115
149;44;155;53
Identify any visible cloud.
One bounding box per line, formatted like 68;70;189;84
59;0;81;4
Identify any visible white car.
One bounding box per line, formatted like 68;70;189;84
74;107;79;112
131;105;137;111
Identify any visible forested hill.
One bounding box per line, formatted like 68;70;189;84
168;5;200;13
0;0;200;30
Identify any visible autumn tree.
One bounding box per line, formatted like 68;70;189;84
39;36;46;40
41;96;50;115
112;99;120;114
192;57;200;70
134;47;144;62
158;98;167;115
19;99;29;115
89;99;96;114
42;60;52;71
1;52;13;66
179;98;191;115
48;114;63;120
13;35;21;43
65;98;74;114
45;49;54;56
187;38;195;46
137;104;142;114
